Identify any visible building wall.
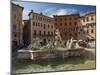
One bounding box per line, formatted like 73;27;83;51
23;20;31;46
28;10;55;44
54;14;80;40
11;3;24;49
78;12;96;41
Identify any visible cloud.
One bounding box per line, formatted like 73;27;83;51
43;8;78;17
22;8;78;19
57;9;78;15
80;10;96;16
23;9;30;20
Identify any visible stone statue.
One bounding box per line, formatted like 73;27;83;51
54;29;62;47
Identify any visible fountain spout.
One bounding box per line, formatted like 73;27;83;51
68;37;73;49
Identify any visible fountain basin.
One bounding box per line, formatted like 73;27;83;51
17;47;85;60
17;50;33;59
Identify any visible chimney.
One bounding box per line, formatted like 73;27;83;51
31;9;33;13
40;12;43;15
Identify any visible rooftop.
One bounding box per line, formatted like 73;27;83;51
28;10;53;19
11;2;24;10
53;14;80;17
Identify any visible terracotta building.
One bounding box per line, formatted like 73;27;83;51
24;10;55;45
54;14;80;40
11;3;24;50
78;12;96;42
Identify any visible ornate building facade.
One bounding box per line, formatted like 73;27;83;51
78;12;96;42
24;10;55;45
54;14;80;40
11;3;24;50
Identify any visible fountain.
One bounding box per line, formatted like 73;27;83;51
17;29;85;60
68;37;73;49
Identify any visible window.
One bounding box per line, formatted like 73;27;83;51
33;22;35;26
55;18;57;21
86;17;89;22
40;17;42;21
69;17;72;20
93;23;95;28
36;16;37;20
34;30;36;35
74;22;77;26
69;22;71;26
91;16;94;21
75;33;77;36
91;29;94;33
48;31;50;36
14;33;17;37
83;31;85;34
43;18;44;21
60;23;62;26
44;24;46;29
65;23;67;25
74;17;77;20
36;22;37;27
79;32;80;35
39;31;41;36
37;16;38;20
83;18;85;22
70;33;72;36
51;32;53;36
38;23;40;26
60;34;62;36
48;24;50;28
60;18;62;21
74;28;75;31
51;25;53;28
55;23;57;26
87;30;89;33
65;33;66;36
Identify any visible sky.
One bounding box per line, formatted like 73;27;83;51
12;0;96;20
